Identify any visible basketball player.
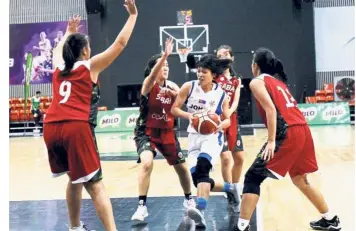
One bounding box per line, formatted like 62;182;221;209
234;48;341;231
131;37;195;222
43;1;137;230
171;54;240;228
215;45;245;211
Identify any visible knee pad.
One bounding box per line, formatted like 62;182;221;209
191;157;213;187
242;169;266;196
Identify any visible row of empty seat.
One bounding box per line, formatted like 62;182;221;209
305;83;355;105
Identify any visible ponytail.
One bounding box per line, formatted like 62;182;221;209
59;33;88;77
60;42;76;76
274;59;288;83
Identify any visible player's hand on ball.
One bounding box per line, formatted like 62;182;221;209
164;37;174;57
261;140;275;161
124;0;137;16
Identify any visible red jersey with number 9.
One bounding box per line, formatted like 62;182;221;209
255;74;307;127
44;60;100;125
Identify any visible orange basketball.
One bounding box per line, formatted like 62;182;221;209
192;110;220;135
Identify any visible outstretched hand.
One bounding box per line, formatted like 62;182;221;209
124;0;137;16
164;37;174;57
67;15;82;34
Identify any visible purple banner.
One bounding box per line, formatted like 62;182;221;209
9;21;87;85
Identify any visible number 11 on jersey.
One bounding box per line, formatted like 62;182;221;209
277;86;296;108
59;81;72;104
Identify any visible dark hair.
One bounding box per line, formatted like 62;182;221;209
216;45;237;77
274;59;288;83
36;91;41;94
252;47;277;76
144;54;162;77
61;33;88;77
196;54;232;76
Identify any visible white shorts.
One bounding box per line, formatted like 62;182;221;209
187;131;224;172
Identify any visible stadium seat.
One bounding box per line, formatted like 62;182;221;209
18;110;29;121
315;90;326;97
15;104;25;111
11;98;20;105
10;111;19;122
98;106;108;111
44;102;51;109
305;96;317;104
41;96;50;104
326;95;334;102
316;96;326;103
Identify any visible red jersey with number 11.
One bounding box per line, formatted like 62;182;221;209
44;60;100;126
255;74;307;128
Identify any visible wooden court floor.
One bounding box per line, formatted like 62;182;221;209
10;125;355;231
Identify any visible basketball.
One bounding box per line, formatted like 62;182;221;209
191;110;220;135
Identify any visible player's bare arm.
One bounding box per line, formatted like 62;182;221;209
228;78;241;117
171;82;193;120
53;15;82;68
142;37;174;96
90;0;138;76
216;96;231;132
250;78;277;161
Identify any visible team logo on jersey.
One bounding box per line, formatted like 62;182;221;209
152;113;171;121
198;99;206;104
126;113;139;127
156;94;172;104
99;114;121;128
209;100;216;107
189;104;204;111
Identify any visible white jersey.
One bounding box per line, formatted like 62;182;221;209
185;80;226;133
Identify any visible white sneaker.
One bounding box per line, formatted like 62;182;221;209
69;221;95;231
183;197;196;209
131;205;148;222
187;207;206;229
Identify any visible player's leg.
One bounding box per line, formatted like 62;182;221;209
66;174;84;229
132;131;156;221
289;125;341;230
220;140;233;183
65;121;116;231
236;127;302;231
158;132;195;208
232;131;245;191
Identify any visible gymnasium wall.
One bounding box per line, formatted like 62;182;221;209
9;0;87;98
87;0;316;124
313;0;355;89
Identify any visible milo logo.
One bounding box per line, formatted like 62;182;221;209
301;107;317;120
322;106;346;120
126;113;139;127
99;114;121;128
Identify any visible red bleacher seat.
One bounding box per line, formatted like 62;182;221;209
11;98;20;105
98;106;108;111
305;96;317;104
10;111;19;122
44;102;51;109
326;95;334;102
18;110;28;122
315;90;326;97
41;96;50;104
316;96;326;103
15;104;25;111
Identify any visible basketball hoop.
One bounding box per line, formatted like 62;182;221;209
177;47;192;63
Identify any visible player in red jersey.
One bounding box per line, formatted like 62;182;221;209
131;38;194;222
215;45;245;211
43;2;137;231
235;48;341;231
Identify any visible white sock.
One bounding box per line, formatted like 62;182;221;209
321;212;335;220
233;183;243;195
238;218;249;230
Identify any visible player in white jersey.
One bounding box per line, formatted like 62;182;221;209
172;54;240;229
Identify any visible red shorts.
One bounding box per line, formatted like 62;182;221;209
43;121;102;184
223;113;244;152
266;125;318;178
134;127;185;166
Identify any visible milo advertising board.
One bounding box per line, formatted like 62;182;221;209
95;108;139;133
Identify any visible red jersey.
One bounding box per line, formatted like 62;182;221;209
44;60;100;125
135;81;175;130
255;74;307;128
215;74;240;109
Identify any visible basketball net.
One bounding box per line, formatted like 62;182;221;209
177;47;192;63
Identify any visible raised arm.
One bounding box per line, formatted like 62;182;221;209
90;0;138;75
171;82;192;120
52;15;82;68
141;37;174;96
